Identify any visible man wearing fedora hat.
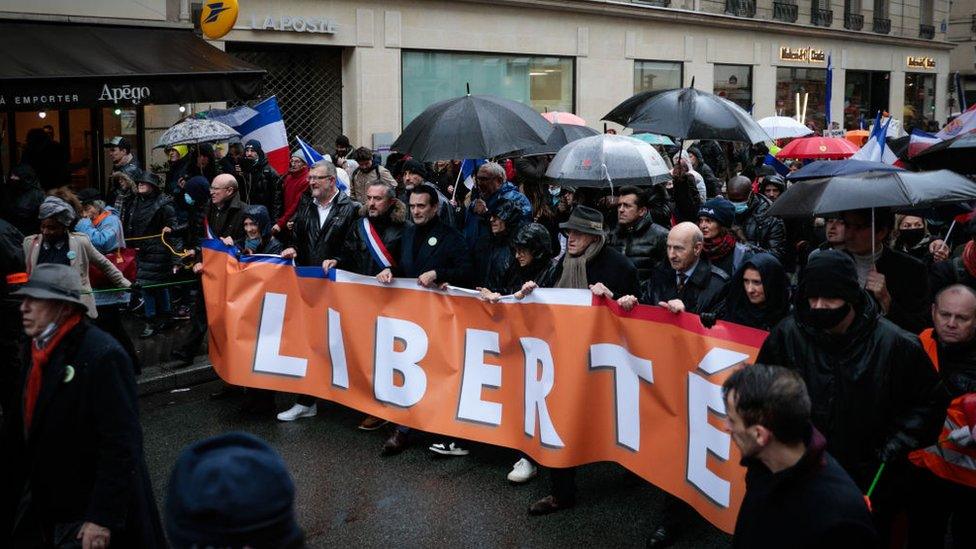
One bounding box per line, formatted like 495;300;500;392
517;205;639;515
0;264;165;548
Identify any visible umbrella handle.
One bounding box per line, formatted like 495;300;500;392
602;163;614;195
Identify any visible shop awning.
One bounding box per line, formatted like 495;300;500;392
0;22;265;111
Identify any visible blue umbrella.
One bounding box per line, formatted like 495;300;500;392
786;159;905;181
630;133;675;146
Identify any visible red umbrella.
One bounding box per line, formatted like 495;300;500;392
542;111;586;126
776;136;860;160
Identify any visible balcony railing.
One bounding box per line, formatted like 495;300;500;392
919;24;935;39
812;9;833;27
873;17;891;34
844;12;864;30
632;0;671;7
725;0;757;18
773;1;798;22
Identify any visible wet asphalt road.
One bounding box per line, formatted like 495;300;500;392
141;380;731;548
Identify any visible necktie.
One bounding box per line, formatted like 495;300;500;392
676;273;688;293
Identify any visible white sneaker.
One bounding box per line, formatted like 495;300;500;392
428;441;469;456
507;458;538;483
276;403;317;422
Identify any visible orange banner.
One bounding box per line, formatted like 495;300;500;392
202;241;768;533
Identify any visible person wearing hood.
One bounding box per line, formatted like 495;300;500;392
892;214;933;263
479;222;554;299
698;197;756;278
757;250;946;543
726;175;787;262
2;165;45;237
273;152;310;236
463;162;532;250
227;205;284;257
710;253;790;331
473;199;524;290
123;170;182;339
239;140;283;221
760;173;787;203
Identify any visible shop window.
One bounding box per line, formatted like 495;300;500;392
402;51;575;126
904;73;937;132
775;67;828;133
844;70;890;129
713;64;753;112
634;60;683;93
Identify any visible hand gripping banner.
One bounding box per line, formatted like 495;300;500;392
202;241;768;533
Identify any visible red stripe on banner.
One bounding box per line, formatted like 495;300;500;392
265;147;290;175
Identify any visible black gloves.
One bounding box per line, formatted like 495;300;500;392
700;312;718;329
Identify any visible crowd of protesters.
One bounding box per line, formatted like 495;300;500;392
0;118;974;549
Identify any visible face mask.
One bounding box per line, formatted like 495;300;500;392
184;193;195;206
244;238;261;251
802;302;852;330
731;200;749;214
899;228;925;247
549;186;561;196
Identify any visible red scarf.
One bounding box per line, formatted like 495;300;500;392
963;241;976;279
24;313;82;431
91;210;110;227
703;233;737;261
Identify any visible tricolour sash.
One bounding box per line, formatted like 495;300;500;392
359;218;395;268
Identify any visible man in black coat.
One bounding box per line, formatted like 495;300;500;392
726;175;787;262
723;364;877;549
618;222;729;316
206;173;249;242
1;264;165;548
376;185;473;454
607;186;668;281
841;208;930;333
239;140;283;221
757;250;945;541
325;181;407;278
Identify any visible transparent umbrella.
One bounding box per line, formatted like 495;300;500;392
544;134;670;189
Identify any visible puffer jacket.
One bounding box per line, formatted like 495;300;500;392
337;199;407;276
239;152;282;221
608;213;669;281
123;191;181;285
756;293;946;489
733;194;787;262
292;191;359;267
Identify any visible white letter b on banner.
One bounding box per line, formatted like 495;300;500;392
374;316;429;407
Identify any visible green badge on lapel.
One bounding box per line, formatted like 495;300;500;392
428;237;438;247
63;365;75;383
66;251;77;261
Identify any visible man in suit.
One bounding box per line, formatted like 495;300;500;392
0;264;165;548
376;185;473;455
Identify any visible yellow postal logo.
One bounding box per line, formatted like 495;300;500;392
201;0;239;40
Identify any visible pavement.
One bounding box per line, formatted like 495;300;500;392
141;380;732;548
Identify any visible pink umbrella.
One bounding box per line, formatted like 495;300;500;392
542;111;586;126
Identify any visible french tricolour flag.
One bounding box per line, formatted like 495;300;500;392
852;111;899;165
907;129;941;158
207;96;290;174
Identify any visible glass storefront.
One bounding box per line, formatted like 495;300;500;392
775;67;828;133
844;70;890;129
634;60;683;93
402;51;574;125
713;64;753;112
904;73;936;132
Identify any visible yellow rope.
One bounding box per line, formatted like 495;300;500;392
125;232;192;258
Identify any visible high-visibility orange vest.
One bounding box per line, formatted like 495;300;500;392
908;328;976;487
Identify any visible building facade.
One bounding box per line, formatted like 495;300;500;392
0;0;954;188
948;0;976;110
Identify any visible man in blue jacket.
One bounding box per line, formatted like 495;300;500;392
462;162;531;249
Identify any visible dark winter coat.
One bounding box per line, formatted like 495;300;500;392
292;191;359;267
236;205;284;256
206;194;248;242
640;258;729;314
337;200;407;276
2;165;45;237
607;213;669;281
671;173;704;223
396;217;472;286
874;247;931;334
462;182;532;249
929;254;976;298
0;218;25;302
721;253;790;331
733;194;787;262
123;190;181;285
474;232;516;291
538;244;640;298
0;321;166;547
733;429;878;549
239;153;283;221
756;294;946;488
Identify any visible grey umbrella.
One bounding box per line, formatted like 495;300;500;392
155;118;240;148
391;94;553;160
603;87;770;144
519;123;600;157
544;134;671;188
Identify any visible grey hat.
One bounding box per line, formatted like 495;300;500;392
12;263;87;308
38;196;77;227
558;205;605;236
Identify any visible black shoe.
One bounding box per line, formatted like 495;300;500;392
528;495;575;516
646;526;674;548
381;430;409;456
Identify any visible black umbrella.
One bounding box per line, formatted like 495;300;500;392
911;132;976;174
768;170;976;218
391;94;553;161
519;123;600;156
602;87;770;144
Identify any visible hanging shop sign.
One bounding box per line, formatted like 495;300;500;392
906;56;936;70
201;0;239;40
248;13;338;34
779;46;826;64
